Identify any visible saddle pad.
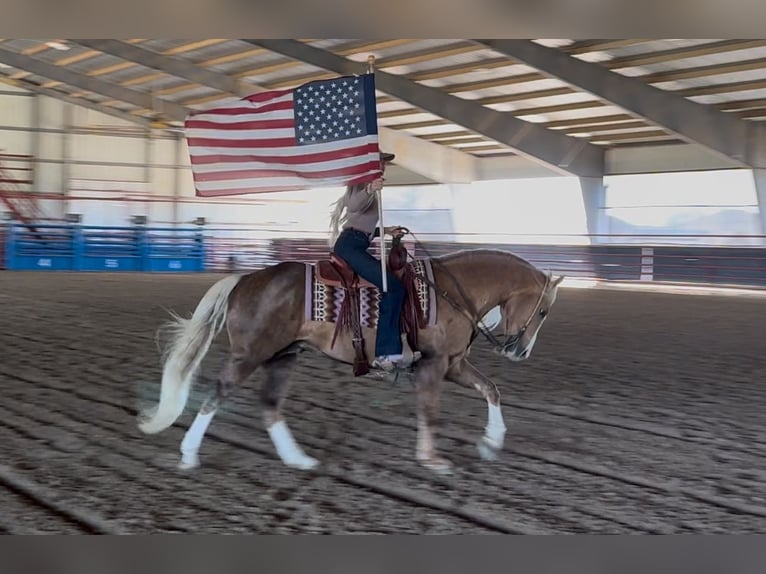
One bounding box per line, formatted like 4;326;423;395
305;259;437;329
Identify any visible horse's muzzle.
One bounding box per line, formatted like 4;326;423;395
495;340;529;362
507;346;529;362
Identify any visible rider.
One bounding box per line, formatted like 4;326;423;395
328;151;420;371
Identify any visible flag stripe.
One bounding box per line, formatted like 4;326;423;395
197;185;307;197
242;89;293;104
188;139;380;164
186;108;295;125
192;160;381;182
185;128;295;140
190;151;380;174
186;136;297;148
194;173;377;193
190;99;294;117
184;119;295;130
195;173;376;197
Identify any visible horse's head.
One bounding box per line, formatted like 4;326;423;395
496;272;564;362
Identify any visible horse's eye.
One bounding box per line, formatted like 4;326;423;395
539;309;547;318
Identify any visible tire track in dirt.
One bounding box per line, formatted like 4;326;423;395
0;408;265;533
4;355;765;532
0;483;92;534
155;360;766;529
293;394;766;521
0;368;596;533
5;289;765;456
0;401;316;533
3;367;744;534
3;365;587;533
2;378;514;533
0;464;126;534
166;368;766;530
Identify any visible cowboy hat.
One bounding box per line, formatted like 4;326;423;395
380;151;395;162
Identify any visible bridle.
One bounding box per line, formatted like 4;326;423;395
400;229;551;356
481;272;550;356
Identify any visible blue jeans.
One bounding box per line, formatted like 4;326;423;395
333;228;405;357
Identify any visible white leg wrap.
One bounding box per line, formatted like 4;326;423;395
179;410;215;469
267;420;319;470
416;420;433;461
484;402;507;449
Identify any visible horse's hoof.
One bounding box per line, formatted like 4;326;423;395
418;456;453;475
178;458;199;471
285;455;319;471
477;438;500;461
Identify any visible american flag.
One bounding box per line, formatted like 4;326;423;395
184;73;384;197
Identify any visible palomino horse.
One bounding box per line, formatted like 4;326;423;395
137;247;564;473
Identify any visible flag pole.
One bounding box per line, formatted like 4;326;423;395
368;54;388;293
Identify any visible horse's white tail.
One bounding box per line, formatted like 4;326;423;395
138;274;243;435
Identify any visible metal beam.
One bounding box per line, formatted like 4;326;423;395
73;39;258;98
0;74;160;129
474;39;766;169
244;39;605;178
378;126;477;183
0;46;189;123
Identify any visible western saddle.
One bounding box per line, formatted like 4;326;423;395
315;235;426;376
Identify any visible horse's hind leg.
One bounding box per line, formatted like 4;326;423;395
179;353;258;470
413;355;451;474
445;358;507;461
261;352;318;470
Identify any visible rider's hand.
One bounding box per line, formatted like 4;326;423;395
385;226;406;238
368;178;384;193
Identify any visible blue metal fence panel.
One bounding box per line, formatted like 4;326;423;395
143;227;206;272
79;227;143;271
2;223;206;272
4;224;77;270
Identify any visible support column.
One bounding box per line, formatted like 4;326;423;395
61;103;73;218
172;132;181;227
753;169;766;237
30;94;40;192
143;127;153;224
579;176;606;244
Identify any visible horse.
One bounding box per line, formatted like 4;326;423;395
137;246;564;474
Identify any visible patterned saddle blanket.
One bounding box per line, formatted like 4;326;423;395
304;258;437;330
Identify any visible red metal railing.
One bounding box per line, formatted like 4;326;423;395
0;153;43;228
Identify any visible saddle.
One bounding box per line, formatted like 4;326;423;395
316;236;426;376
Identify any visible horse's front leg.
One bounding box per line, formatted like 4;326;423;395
446;358;507;461
413;355;451;474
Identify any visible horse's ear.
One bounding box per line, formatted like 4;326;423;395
552;275;565;287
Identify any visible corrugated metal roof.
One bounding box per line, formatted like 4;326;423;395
3;38;766;159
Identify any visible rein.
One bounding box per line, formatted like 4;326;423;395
400;229;549;355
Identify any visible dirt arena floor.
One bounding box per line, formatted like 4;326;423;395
1;270;766;534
